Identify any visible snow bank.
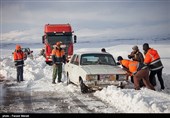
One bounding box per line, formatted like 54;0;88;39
94;86;170;113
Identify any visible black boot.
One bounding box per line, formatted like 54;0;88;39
58;79;62;83
52;80;56;84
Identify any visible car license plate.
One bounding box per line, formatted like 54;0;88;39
100;74;116;81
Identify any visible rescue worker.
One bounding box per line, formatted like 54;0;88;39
143;43;165;90
13;45;26;83
52;41;66;84
128;45;144;85
128;45;144;63
117;56;155;90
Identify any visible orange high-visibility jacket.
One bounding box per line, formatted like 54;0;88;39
144;48;163;71
13;51;25;67
120;59;130;69
120;60;139;75
52;48;65;64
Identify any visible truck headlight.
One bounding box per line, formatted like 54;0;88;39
47;55;52;59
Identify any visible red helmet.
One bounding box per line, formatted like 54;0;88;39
16;45;21;51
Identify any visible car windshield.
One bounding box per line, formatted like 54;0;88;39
80;53;116;66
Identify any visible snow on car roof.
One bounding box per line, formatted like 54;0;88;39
75;51;111;55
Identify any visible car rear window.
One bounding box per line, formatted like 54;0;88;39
80;53;116;66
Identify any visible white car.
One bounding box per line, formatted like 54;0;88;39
64;52;128;93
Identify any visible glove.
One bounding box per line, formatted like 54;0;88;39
128;55;132;59
14;61;18;66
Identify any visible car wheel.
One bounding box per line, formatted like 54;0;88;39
79;78;88;93
67;73;71;85
46;61;53;66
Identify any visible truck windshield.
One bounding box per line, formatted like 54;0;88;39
47;35;72;45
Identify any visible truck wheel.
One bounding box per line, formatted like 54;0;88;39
46;62;53;66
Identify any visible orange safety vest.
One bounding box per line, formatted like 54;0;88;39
13;51;24;61
128;61;139;74
144;48;163;71
120;60;130;69
52;48;65;63
13;51;25;66
121;60;139;75
144;48;160;64
52;48;65;58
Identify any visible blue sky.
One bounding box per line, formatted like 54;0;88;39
1;0;170;43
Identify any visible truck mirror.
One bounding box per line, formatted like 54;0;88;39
42;35;45;44
74;35;77;43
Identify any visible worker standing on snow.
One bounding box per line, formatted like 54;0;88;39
143;43;165;90
128;45;144;63
13;45;26;83
117;56;155;90
128;45;144;85
52;41;66;84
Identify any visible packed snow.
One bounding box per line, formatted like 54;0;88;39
1;42;170;113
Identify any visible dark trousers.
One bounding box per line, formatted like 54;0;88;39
17;66;24;82
149;68;165;89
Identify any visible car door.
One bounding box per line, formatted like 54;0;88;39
69;54;80;85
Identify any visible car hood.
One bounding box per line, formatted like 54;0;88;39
81;65;126;75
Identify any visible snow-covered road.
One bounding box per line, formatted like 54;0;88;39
1;80;121;113
1;44;170;113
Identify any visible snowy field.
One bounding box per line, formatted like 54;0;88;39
1;40;170;113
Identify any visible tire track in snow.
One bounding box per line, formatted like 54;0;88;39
66;85;123;113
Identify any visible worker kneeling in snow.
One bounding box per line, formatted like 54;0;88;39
117;56;155;90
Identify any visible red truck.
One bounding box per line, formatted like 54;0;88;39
42;24;77;65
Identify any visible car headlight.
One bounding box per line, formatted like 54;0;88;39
116;74;127;81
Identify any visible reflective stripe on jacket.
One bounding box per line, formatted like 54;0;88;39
13;51;24;67
144;48;163;71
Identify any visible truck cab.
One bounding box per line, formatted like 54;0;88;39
42;24;77;65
